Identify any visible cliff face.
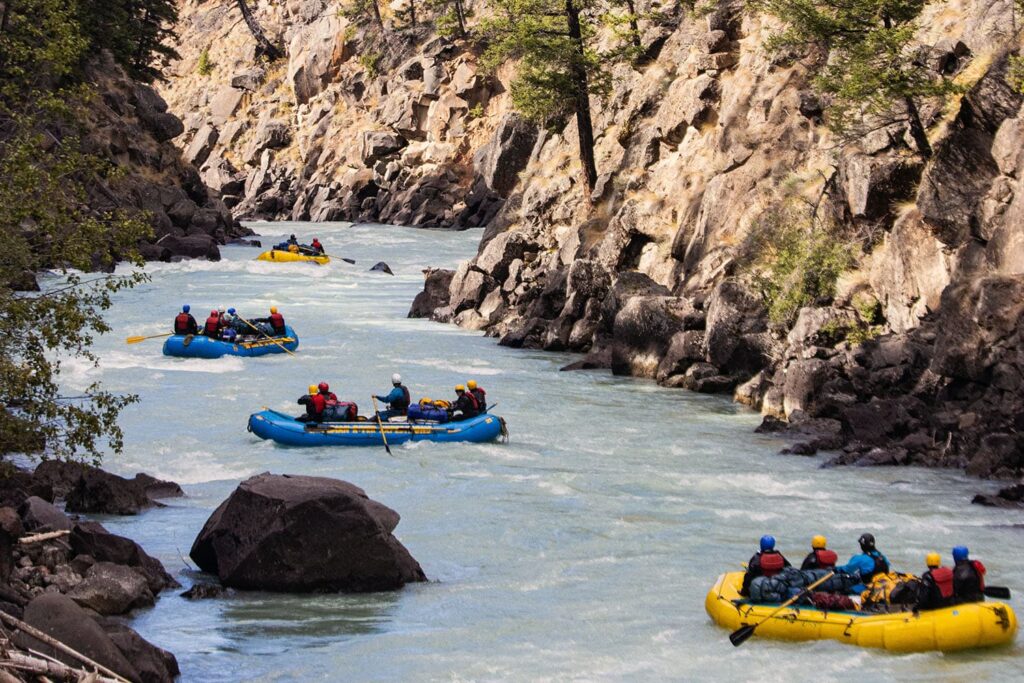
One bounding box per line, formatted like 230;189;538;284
158;0;517;226
82;53;245;262
408;0;1024;481
159;1;1024;481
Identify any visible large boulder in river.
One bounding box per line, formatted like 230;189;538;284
409;268;454;318
65;467;155;515
190;473;426;592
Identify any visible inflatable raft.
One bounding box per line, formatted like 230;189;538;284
247;408;505;447
256;249;329;265
706;571;1017;652
162;326;299;358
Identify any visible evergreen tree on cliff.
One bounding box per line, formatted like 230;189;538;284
230;0;283;59
1;0;158;463
480;0;618;195
754;0;954;157
76;0;180;81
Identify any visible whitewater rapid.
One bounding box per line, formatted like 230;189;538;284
59;222;1021;681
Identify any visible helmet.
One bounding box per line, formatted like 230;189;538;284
228;307;236;314
811;535;827;550
926;552;942;568
759;535;775;552
270;306;278;314
183;304;190;313
858;533;876;552
210;310;218;316
318;382;329;392
467;380;478;390
308;384;318;394
218;306;226;313
392;373;402;385
455;384;466;392
952;546;969;562
290;234;296;240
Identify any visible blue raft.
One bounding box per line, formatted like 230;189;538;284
247;408;506;447
162;326;299;358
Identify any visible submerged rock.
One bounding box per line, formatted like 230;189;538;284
190;473;426;592
369;261;395;275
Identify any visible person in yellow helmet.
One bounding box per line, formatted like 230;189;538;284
296;384;325;423
268;306;286;336
800;535;838;571
466;379;487;413
916;552;955;611
450;384;479;421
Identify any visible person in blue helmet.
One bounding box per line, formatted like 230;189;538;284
952;545;986;603
741;535;791;597
173;305;198;335
836;532;890;593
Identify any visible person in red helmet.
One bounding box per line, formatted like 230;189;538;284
311;238;324;255
203;310;220;336
318;382;338;402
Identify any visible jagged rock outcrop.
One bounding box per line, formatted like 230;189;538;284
190;473;426;592
82;53;247;261
407;1;1024;483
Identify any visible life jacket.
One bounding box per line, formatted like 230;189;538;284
471;387;487;410
312;240;323;253
759;551;785;577
393;385;411;412
465;391;479;411
930;567;954;599
866;550;889;581
310;393;326;415
812;548;838;569
269;312;285;333
204;316;219;336
174;313;192;334
972;560;986;590
322;391;338;402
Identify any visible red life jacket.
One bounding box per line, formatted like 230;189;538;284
813;548;838;568
972;560;986;590
322;392;338;402
931;567;954;599
174;313;192;334
760;551;785;577
465;391;479;410
204;316;219;335
310;393;326;415
269;312;285;332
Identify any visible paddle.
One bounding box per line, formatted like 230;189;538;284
370;396;393;456
985;585;1012;599
237;316;297;357
323;253;356;264
125;332;172;344
730;571;836;647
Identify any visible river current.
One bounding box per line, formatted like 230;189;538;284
59;222;1021;681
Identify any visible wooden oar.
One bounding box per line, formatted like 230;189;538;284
322;253;356;264
730;571;836;647
237;316;297;357
985;585;1012;599
125;332;172;344
370;396;393;456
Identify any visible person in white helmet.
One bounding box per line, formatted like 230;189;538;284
374;373;411;421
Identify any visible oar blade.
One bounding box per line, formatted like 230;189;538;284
342;258;356;264
985;586;1011;599
125;336;146;344
729;625;755;647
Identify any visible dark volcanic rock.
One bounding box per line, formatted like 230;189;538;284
369;261;395;275
70;522;178;593
18;496;72;532
100;618;180;683
133;473;184;501
65;468;155;515
972;484;1024;508
409;268;454;318
190;473;427;592
15;593;141;682
67;561;155;615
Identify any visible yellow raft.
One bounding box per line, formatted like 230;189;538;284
256;249;330;265
706;571;1017;652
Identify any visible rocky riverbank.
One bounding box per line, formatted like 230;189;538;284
405;1;1024;487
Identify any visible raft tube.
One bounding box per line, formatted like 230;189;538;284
247;408;505;447
706;571;1017;652
256;249;329;265
162;326;299;358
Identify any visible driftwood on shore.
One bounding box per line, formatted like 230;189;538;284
0;611;130;683
17;530;70;545
0;647;122;682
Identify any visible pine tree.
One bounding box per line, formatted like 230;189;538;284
233;0;283;60
754;0;955;157
481;0;628;195
1;0;152;463
430;0;468;37
76;0;180;82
